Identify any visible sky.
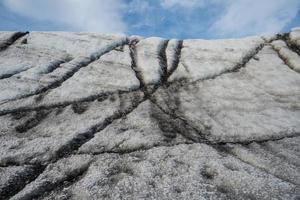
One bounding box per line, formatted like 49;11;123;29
0;0;300;39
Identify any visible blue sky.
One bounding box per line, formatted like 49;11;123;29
0;0;300;39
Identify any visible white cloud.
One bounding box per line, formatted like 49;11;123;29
3;0;126;33
160;0;223;9
160;0;300;37
209;0;300;37
2;0;299;38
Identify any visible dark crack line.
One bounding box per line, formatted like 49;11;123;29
166;42;266;89
0;31;29;52
129;39;171;98
129;39;148;95
0;39;129;105
14;110;50;133
0;68;30;80
166;40;183;80
269;43;300;75
195;42;265;80
10;161;93;200
263;33;289;44
0;59;71;81
243;133;300;145
0;164;44;200
0;87;140;116
42;58;73;75
137;39;172;98
274;33;300;57
159;40;170;83
148;40;183;96
286;40;300;57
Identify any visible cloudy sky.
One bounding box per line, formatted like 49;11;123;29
0;0;300;39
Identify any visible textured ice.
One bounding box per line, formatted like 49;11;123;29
0;29;300;200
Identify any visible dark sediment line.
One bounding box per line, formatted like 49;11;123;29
0;87;140;116
166;40;183;80
0;32;29;51
129;39;148;94
0;164;44;200
274;33;300;56
270;43;300;75
158;40;170;83
167;42;266;88
0;68;30;80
